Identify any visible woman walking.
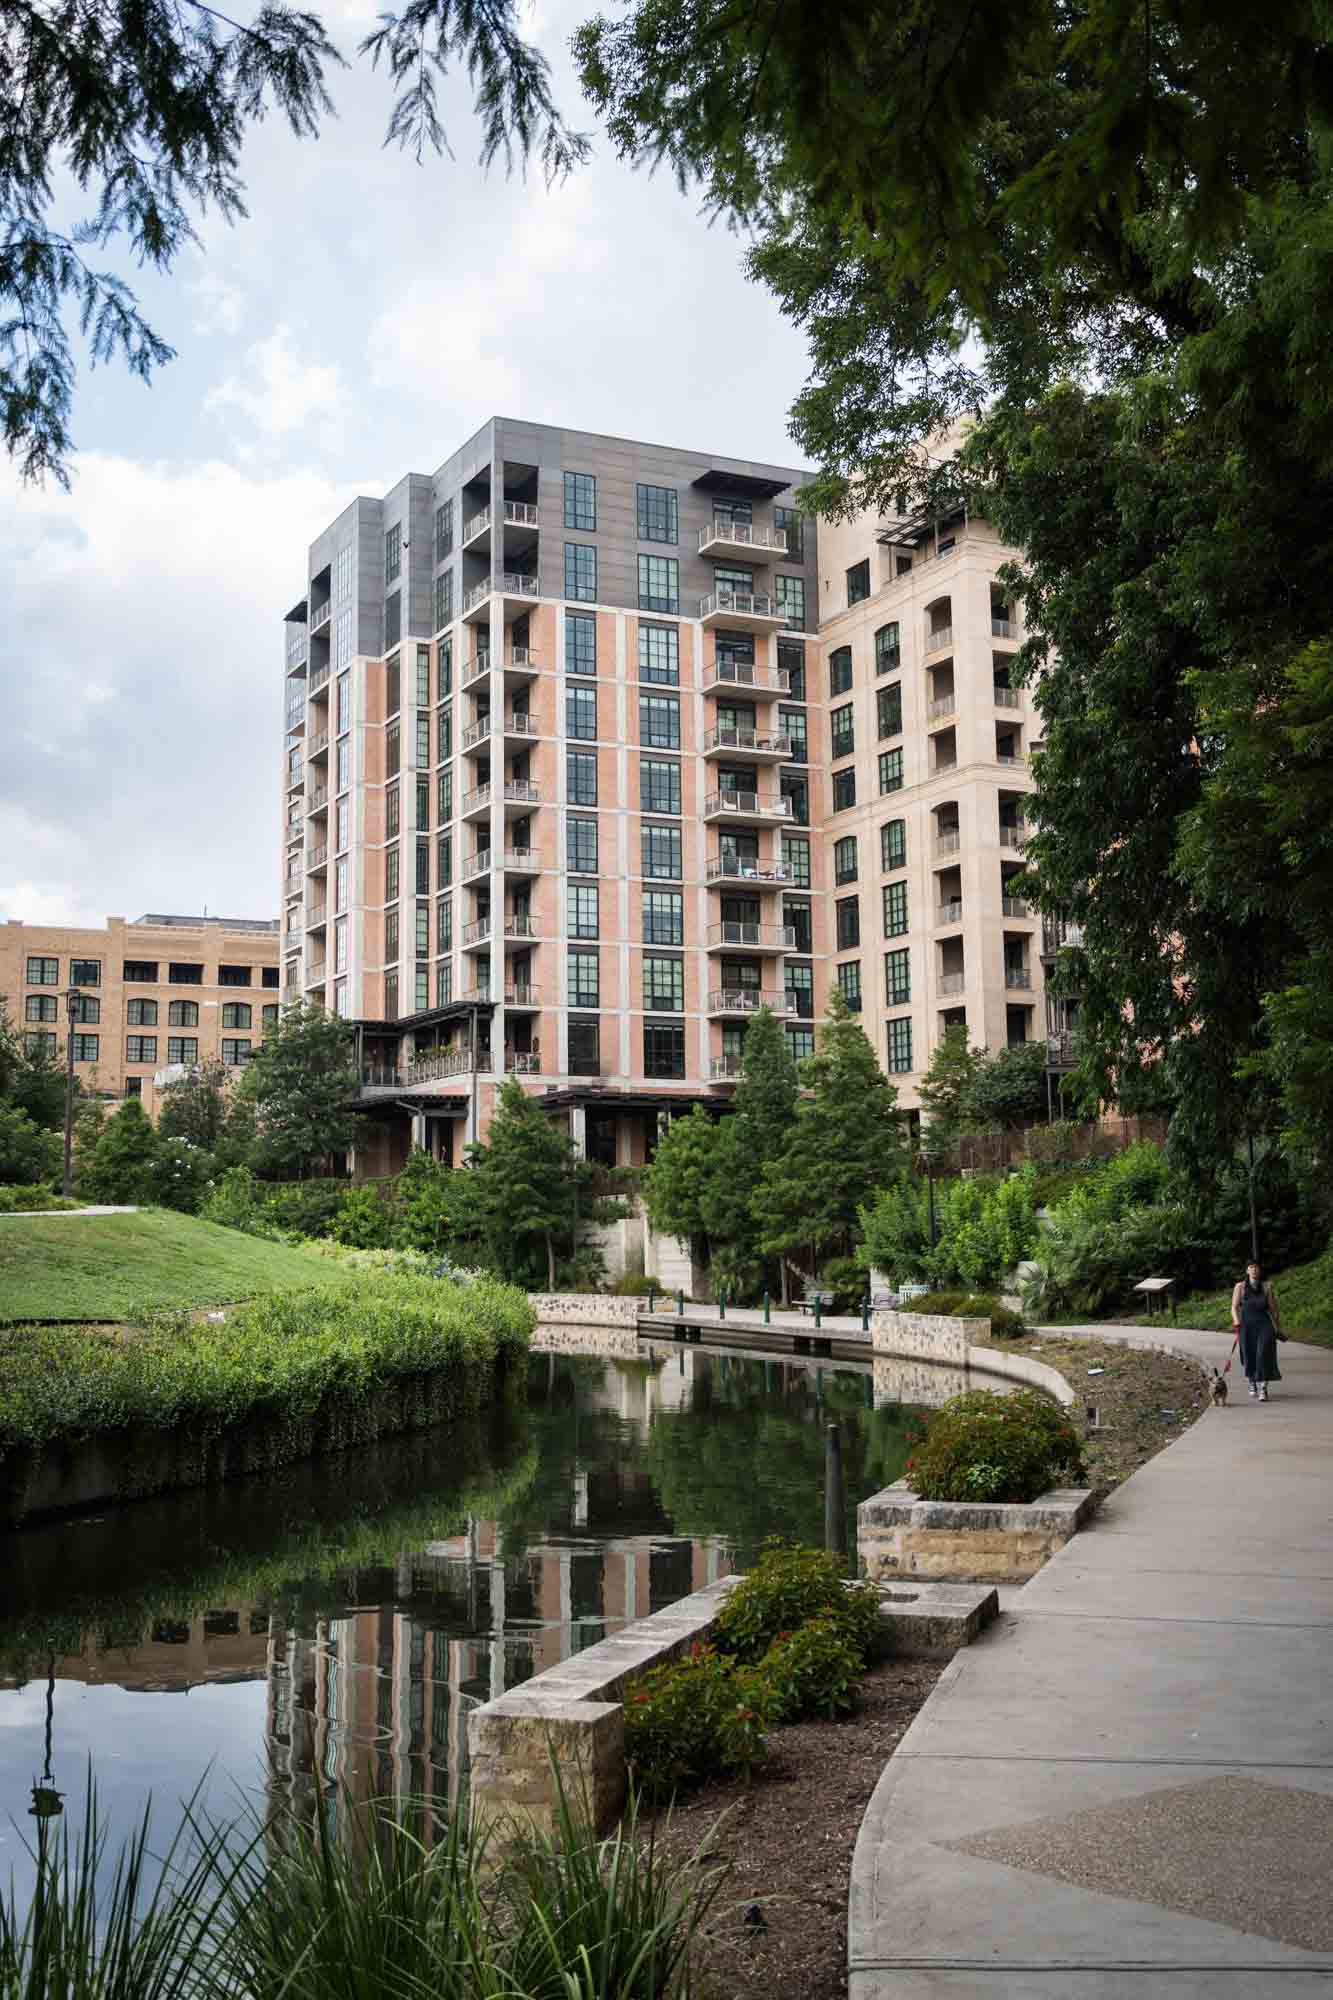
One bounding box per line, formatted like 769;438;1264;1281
1231;1261;1284;1400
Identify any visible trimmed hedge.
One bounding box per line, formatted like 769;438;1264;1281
906;1388;1086;1504
0;1273;533;1524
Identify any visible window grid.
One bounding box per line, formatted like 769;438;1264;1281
831;703;855;760
643;955;684;1012
836;897;861;950
568;751;598;806
642;890;684;947
639;694;681;750
565;611;597;674
568;883;600;939
829;648;853;696
836;961;862;1010
563;471;597;532
638;554;680;614
567;817;599;874
782;834;811;886
636;484;678;543
877;682;903;738
887;1016;914;1072
566;685;598;741
638;622;679;684
641;824;683;878
875;623;900;674
885;948;911;1006
834;837;858;885
878;748;904;794
564;542;597;602
883;880;909;937
881;819;907;871
832;768;857;812
126;1035;157;1063
640;759;681;816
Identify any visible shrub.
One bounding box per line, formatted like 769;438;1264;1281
332;1183;394;1248
817;1254;866;1313
199;1164;264;1234
0;1183;76;1213
860;1169;1041;1292
622;1643;773;1799
907;1389;1086;1504
390;1148;451;1253
712;1540;881;1665
759;1615;866;1722
0;1105;61;1187
906;1291;1027;1339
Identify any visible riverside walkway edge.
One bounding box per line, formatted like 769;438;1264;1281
848;1320;1333;1997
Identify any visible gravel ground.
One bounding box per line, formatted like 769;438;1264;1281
982;1333;1209;1491
646;1658;944;2000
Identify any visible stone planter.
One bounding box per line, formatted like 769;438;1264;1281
858;1481;1097;1584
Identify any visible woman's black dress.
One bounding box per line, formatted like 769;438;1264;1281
1238;1280;1281;1383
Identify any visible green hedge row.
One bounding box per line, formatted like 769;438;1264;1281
0;1273;534;1524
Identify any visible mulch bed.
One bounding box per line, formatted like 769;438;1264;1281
646;1657;944;2000
982;1333;1210;1492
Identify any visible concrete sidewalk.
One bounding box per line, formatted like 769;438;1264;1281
848;1321;1333;1996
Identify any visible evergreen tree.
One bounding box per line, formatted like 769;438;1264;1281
918;1026;985;1150
79;1097;162;1204
967;1043;1050;1133
158;1058;229;1149
758;992;907;1274
641;1104;722;1249
238;1001;359;1179
468;1077;581;1287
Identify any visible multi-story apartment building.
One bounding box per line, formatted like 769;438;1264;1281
280;416;1057;1171
281;418;824;1172
812;495;1056;1105
0;914;281;1115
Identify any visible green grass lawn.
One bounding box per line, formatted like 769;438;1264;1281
1168;1246;1333;1349
0;1209;351;1321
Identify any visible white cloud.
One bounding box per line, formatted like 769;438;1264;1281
190;271;246;336
205;326;345;439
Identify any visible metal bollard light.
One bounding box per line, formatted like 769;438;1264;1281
719;1291;727;1320
861;1295;870;1332
676;1289;684;1317
814;1294;822;1329
763;1289;771;1325
825;1421;847;1558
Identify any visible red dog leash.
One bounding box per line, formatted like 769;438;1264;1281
1223;1331;1239;1374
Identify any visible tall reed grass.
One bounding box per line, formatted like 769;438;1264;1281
0;1771;722;2000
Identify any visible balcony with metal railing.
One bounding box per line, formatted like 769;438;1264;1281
463;849;493;883
706;988;790;1017
697;520;788;561
505;1051;540;1074
938;971;966;996
927;695;956;722
462;917;492;949
709;1056;744;1082
286;631;308;671
307;845;328;870
705;858;791;888
306;904;327;930
992;614;1017;640
924;623;953;655
698;590;782;632
994;685;1022;708
702;790;793;825
701;658;791;699
998;824;1026;849
1041;919;1085;957
308;660;331;694
462;572;539;621
505;986;541;1010
936;900;964;926
306;789;329;815
1001;895;1031;919
996;751;1028;768
1005;967;1033;989
935;828;961;854
701;726;793;762
306;731;329;758
310;600;332;633
706;922;797;954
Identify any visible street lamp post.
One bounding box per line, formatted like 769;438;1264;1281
61;987;80;1197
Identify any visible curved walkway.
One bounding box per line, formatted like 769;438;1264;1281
849;1321;1333;1996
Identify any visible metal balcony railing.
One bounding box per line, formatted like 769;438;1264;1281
707;922;797;950
1002;896;1030;918
505;986;540;1008
939;971;965;996
935;829;961;853
504;913;535;939
705;859;791;884
928;696;956;721
463;918;492;946
462;716;492;749
1042;920;1085;955
925;624;953;652
996;751;1028;767
702;726;792;756
463;851;492;882
994;686;1021;708
310;600;331;632
306;732;329;757
698;521;788;553
504;781;540;807
306;789;328;813
702;659;791;694
503;847;538;870
703;791;793;820
708;989;784;1014
505;1051;540;1074
937;900;964;925
999;824;1026;848
1005;967;1033;989
699;590;777;620
709;1056;744;1080
308;662;331;693
992;615;1016;639
307;845;328;868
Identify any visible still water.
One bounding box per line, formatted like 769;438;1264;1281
0;1345;915;1902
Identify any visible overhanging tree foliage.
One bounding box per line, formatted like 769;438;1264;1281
576;0;1333;1173
463;1075;583;1289
2;0;586;483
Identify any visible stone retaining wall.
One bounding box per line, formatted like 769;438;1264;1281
530;1322;642;1359
859;1483;1097;1583
871;1310;987;1368
528;1293;641;1327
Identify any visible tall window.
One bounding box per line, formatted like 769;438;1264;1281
416;839;430;895
778;637;806;700
434;569;454;631
415;714;430;768
386;784;400;839
563;471;597;531
775;574;806;629
786;1025;815;1064
386;718;400;777
568;750;598;805
437;895;453;951
385;522;401;583
780;706;808;761
437;765;452;821
568;883;599;939
638;554;679;614
221;1002;252;1029
785;899;813;952
640;758;681;815
166;1036;197;1064
435;961;452;1007
416;645;431;708
785;961;814;1017
168;1000;199;1027
567;816;598;874
642;823;682;878
881;818;907;871
846;557;870;605
639;694;680;749
636;483;678;542
438;634;452;694
414;903;429;959
836;897;861;949
337;739;350;791
774;504;804;559
437;704;453;761
126;999;157;1026
337;672;350;731
569;947;600;1008
385;908;399;962
384;593;401;651
829;647;853;696
643;1022;685;1079
335;542;354;601
832;768;857;812
877;682;903;738
335;607;352;665
567;685;598;741
564;542;597;602
883;880;909;937
831;703;855;760
836;961;862;1010
875;622;900;674
878;748;904;794
262;1003;279;1028
436;832;452;883
643;890;683;946
126;1035;157;1063
386;846;400;902
435;498;454;560
638;622;679;683
566;610;597;674
887;1016;914;1073
568;1017;600;1074
782;834;811;887
885;948;911;1006
222;1038;251;1067
25;956;58;985
644;955;684;1011
834;836;858;885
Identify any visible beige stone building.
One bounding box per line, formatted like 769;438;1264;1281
0;914;280;1117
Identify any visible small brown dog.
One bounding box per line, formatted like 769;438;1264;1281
1210;1369;1229;1407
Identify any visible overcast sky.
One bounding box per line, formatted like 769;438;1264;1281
0;0;813;930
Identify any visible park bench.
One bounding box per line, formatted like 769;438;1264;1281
797;1286;837;1316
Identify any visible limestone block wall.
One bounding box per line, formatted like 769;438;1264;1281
859;1485;1097;1584
871;1310;988;1367
528;1294;640;1326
